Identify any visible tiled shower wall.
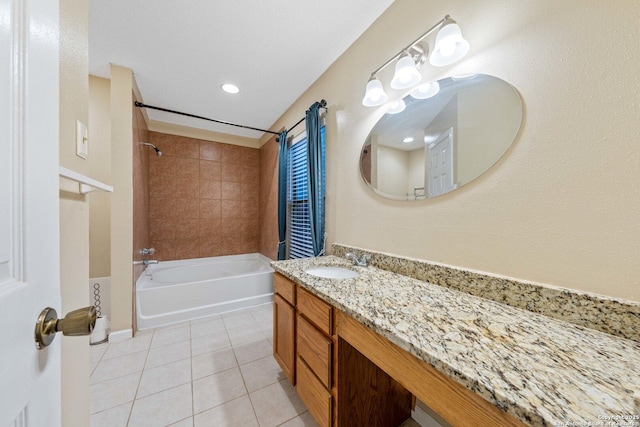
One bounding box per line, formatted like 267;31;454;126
258;134;279;260
148;131;260;260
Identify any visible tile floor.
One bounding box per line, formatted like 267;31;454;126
89;304;317;427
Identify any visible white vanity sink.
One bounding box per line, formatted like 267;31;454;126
304;266;359;279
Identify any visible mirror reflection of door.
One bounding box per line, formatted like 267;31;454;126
359;74;523;201
427;128;455;197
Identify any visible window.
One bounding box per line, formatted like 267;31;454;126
286;126;326;259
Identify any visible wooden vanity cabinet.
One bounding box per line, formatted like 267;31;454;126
273;272;527;427
296;286;334;427
273;274;296;384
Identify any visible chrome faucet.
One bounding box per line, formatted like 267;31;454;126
142;259;159;266
345;252;371;267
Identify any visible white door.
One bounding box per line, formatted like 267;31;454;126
0;0;62;425
427;128;456;197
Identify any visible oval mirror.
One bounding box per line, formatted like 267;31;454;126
360;74;523;200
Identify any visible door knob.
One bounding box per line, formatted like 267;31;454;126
34;306;97;349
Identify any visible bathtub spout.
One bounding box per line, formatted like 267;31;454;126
142;259;159;265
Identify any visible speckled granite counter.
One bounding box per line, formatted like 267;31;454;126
272;256;640;427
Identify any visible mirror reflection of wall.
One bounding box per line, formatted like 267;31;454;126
360;74;523;201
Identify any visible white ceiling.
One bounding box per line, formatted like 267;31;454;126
89;0;394;139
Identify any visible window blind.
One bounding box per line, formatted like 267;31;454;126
286;127;325;259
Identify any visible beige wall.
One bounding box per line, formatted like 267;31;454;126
262;0;640;303
58;0;90;425
110;65;134;332
132;91;150;288
88;76;112;278
377;145;409;197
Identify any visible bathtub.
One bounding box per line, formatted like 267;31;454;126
136;253;274;330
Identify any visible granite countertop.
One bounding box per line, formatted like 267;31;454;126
272;256;640;427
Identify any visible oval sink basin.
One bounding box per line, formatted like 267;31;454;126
304;266;359;279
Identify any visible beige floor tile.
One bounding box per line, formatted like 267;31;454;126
192;367;247;414
239;355;286;392
154;320;190;332
233;339;273;366
191;330;231;356
89;372;141;414
191;347;238;380
222;311;258;330
90;342;109;374
193;395;259;427
168;417;194;426
249;379;308;427
279;411;318;427
151;324;191;348
227;325;272;347
89;401;131;427
102;334;152;360
400;418;422;427
137;358;192;398
191;314;222;324
90;350;147;385
128;383;192;427
191;317;226;339
145;340;191;369
251;306;273;325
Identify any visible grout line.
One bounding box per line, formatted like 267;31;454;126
189;318;196;423
89;343;109;377
126;327;155;426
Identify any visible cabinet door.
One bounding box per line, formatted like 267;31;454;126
273;294;295;384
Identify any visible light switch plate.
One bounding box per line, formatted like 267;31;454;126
76;120;88;159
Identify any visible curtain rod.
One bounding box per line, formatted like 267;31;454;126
134;99;328;139
286;99;328;134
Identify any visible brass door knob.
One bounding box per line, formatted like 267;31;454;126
35;306;97;349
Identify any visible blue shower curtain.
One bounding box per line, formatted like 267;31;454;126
276;130;288;260
305;102;325;256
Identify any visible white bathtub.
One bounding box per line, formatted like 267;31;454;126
136;253;274;330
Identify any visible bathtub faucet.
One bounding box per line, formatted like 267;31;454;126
142;259;159;266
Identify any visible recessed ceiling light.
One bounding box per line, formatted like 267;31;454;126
403;137;414;143
221;83;240;94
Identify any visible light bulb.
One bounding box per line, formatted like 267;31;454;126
429;20;470;67
387;100;406;114
362;76;388;107
403;137;414;143
390;52;422;89
410;81;440;99
439;40;457;57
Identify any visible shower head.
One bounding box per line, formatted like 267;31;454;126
142;142;163;156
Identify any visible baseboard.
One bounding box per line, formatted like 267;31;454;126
108;329;132;343
412;404;444;427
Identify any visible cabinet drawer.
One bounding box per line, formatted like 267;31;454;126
273;294;295;384
274;273;295;305
297;287;332;335
296;356;332;427
297;314;332;388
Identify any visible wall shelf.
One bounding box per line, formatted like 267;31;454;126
59;166;113;194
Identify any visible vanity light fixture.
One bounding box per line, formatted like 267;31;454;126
387;99;406;114
361;15;469;107
362;76;389;106
390;51;423;89
411;81;440;99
